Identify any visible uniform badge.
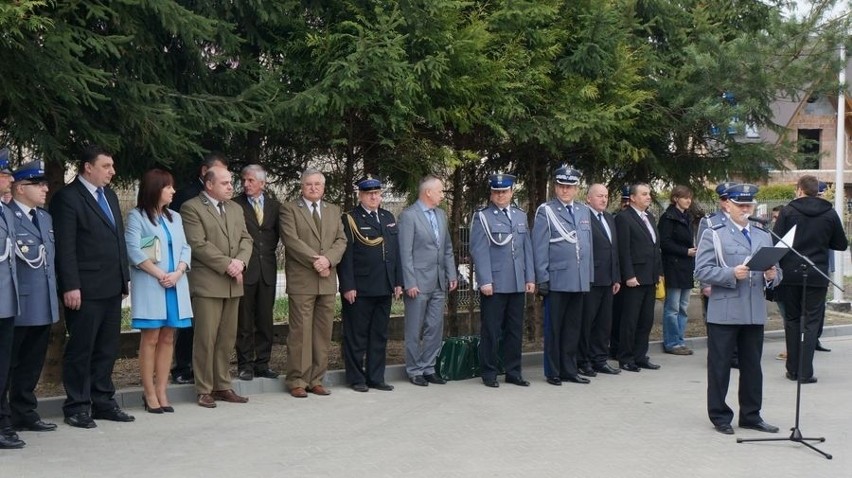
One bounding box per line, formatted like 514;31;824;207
21;245;29;253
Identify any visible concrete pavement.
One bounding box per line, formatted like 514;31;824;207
2;328;851;477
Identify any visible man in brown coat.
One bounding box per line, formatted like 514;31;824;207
181;166;253;408
280;168;347;398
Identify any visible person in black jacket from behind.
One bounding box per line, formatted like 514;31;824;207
658;185;697;356
772;175;848;384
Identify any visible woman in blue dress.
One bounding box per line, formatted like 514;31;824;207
125;169;193;413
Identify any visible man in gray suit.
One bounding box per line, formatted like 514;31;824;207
532;165;594;385
470;173;535;388
695;184;781;435
0;150;23;449
2;162;59;438
399;175;457;386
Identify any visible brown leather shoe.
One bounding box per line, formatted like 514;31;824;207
289;387;308;398
211;389;248;403
308;385;331;396
197;394;217;408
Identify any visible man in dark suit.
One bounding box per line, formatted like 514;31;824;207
338;175;402;392
398;176;457;387
579;184;621;376
233;165;280;381
50;145;134;428
170;152;229;384
0;151;23;448
615;183;663;372
182;166;253;408
2;162;60;438
279;169;347;398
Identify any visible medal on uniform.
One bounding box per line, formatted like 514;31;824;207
21;245;29;253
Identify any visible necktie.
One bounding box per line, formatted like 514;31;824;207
567;204;575;222
429;209;439;242
312;202;322;234
641;212;656;242
370;211;379;224
253;198;264;224
217;202;225;217
502;208;511;224
598;212;611;242
742;227;752;246
29;209;39;230
96;187;115;226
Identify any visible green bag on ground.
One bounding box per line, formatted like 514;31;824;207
436;336;480;380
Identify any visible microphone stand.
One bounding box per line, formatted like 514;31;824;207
737;219;841;460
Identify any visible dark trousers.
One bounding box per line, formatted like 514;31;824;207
0;318;14;427
779;285;827;379
617;284;655;366
1;325;50;426
543;291;584;379
62;297;121;416
172;325;194;379
342;295;391;386
236;281;276;372
581;285;614;368
479;292;525;381
706;323;764;426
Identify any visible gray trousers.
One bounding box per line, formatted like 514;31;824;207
403;290;446;377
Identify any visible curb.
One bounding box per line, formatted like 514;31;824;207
35;323;852;419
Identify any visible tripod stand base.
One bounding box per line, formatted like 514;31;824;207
737;427;832;459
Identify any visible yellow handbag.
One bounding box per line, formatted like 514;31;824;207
655;278;666;300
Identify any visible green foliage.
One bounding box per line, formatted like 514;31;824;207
755;183;796;201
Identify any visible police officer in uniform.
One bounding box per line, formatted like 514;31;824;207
470;174;535;388
695;184;781;435
0;149;23;449
338;176;403;392
2;162;59;435
533;165;594;385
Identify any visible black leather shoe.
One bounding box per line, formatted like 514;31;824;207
505;376;531;387
351;383;369;392
368;382;394;391
578;365;597;377
172;374;194;385
1;426;20;440
562;375;591;384
14;419;58;432
92;408;135;423
0;432;25;449
740;421;779;433
546;377;562;386
64;412;97;429
482;378;499;388
423;373;446;385
815;341;831;352
237;369;254;381
636;361;661;370
714;424;734;435
409;375;428;387
255;369;280;379
593;364;622;375
786;372;818;384
620;363;641;372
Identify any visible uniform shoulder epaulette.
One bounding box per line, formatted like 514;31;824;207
475;205;487;212
706;212;718;218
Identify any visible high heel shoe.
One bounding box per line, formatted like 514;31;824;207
142;396;164;414
161;405;174;413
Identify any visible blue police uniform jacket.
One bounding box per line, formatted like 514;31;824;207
469;203;534;294
8;202;58;326
0;204;21;318
532;198;594;292
694;221;781;325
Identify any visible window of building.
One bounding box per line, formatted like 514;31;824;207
797;129;821;169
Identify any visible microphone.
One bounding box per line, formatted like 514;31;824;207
747;215;770;225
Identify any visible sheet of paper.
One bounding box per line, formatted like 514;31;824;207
777;224;796;248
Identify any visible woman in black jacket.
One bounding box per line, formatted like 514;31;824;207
658;185;696;355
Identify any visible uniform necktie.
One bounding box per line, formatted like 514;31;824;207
370;211;379;224
29;208;39;230
312;202;322;234
429;209;439;242
253;198;263;224
96;187;115;226
567;204;575;222
598;212;611;242
641;212;656;242
742;227;752;245
502;208;511;224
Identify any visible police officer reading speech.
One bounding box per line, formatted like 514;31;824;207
694;184;781;435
